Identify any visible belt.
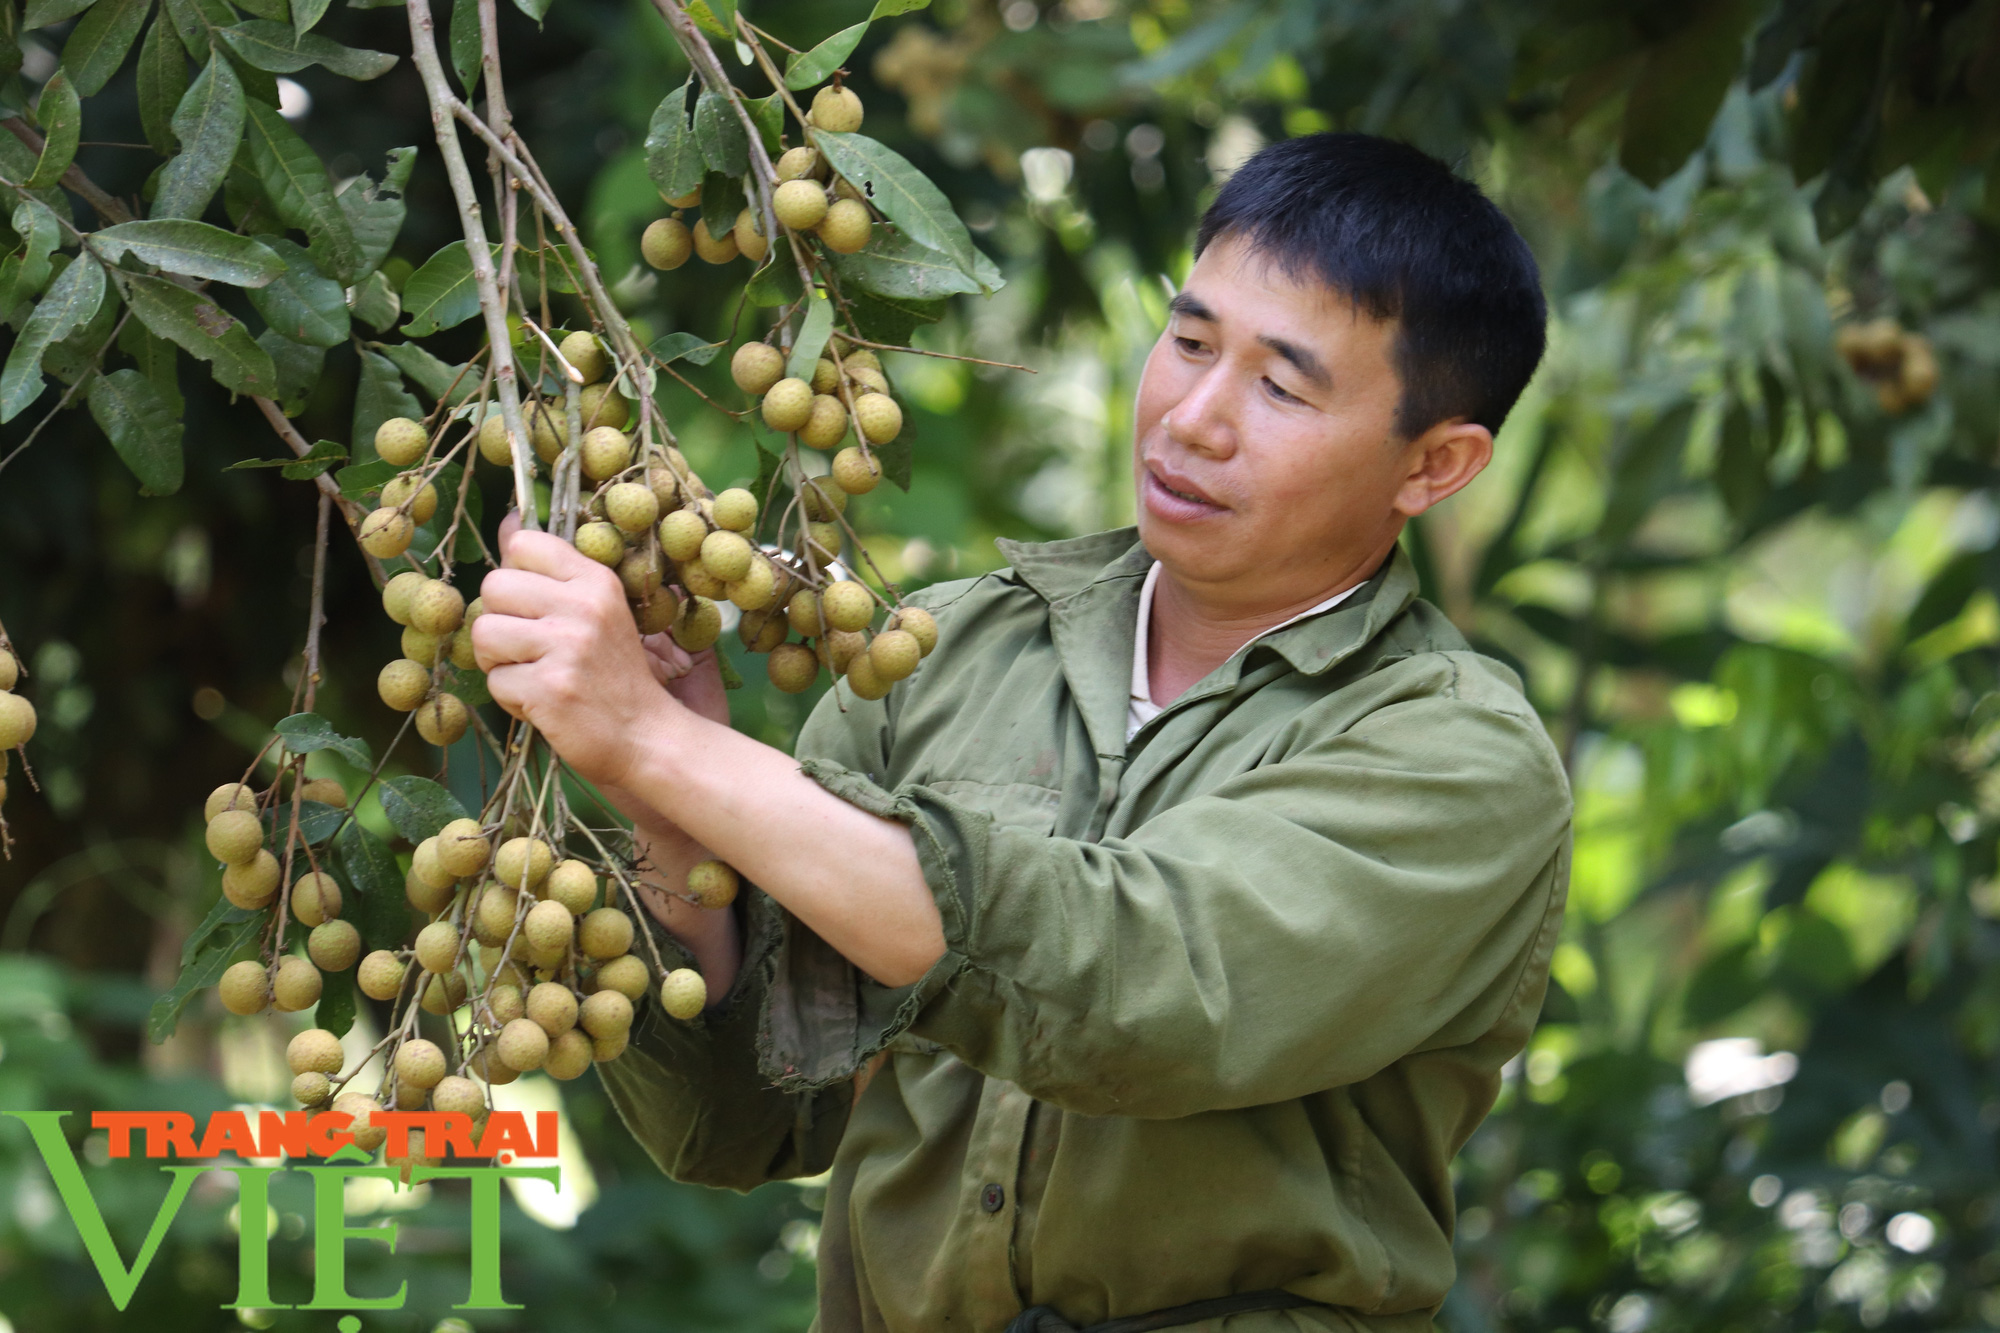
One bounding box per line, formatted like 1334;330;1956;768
1004;1289;1324;1333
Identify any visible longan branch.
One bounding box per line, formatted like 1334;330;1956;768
301;493;331;714
252;397;392;588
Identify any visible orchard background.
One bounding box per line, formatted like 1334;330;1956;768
4;0;2000;1329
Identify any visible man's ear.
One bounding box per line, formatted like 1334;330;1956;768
1392;420;1493;519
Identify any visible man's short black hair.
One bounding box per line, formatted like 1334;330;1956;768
1195;132;1546;439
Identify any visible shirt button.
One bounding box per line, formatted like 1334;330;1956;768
981;1183;1005;1213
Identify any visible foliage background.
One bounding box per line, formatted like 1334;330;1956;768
5;0;2000;1329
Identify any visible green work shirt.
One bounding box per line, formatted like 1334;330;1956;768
598;527;1572;1332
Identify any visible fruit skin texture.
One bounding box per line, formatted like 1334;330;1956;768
547;860;598;915
594;954;650;1001
890;606;939;657
579;907;634;960
206;809;264;865
821;580;875;633
333;1093;388;1152
810;85;864;133
692;217;738;264
309;920;362;972
661;968;707;1020
574;521;625;567
606;482;660;534
358;950;407;1001
497;1018;549;1071
844;650;891;700
219;960;270;1014
733;207;769;263
579;384;631;432
700;529;755;583
855;393;903;444
358;509;414;558
375;417;428;467
580;989;633;1040
205;782;258;821
495;837;555;892
761;377;813;433
544;1028;594;1080
774;178;830;231
478;414;512;465
222;850;281;909
711;488;758;532
528;402;566;462
672;597;722;652
731;342;785;395
831;446;883;494
299;778;347;808
527;981;578;1036
768;641;820;693
422;971;468;1015
415;920;461;974
415;692;469;747
291;871;342;926
642;217;692;270
380;473;437;524
293;1072;333;1107
775;146;824;182
560;331;610;385
870;629;922;681
658;509;708;562
434;1076;485;1121
799;394;849;450
408;580;465;636
272;956;322;1012
436;818;491;878
687;859;739;910
0;651;16;691
395;1038;448;1089
288;1029;345;1079
816;199;872;254
580;426;632;481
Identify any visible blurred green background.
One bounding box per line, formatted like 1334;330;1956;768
6;0;2000;1328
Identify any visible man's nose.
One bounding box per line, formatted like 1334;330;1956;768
1160;361;1238;458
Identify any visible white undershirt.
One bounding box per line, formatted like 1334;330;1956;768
1128;561;1363;742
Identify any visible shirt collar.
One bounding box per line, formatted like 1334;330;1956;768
1130;559;1367;712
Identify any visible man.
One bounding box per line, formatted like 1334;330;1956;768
472;131;1570;1331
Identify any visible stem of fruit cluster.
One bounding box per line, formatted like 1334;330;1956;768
403;0;539;532
302;493;331;715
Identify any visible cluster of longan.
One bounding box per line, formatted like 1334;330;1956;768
475;330;637;477
732;337;899;489
207;776;360;1016
1834;318;1941;415
0;644;29;815
642;85;875;273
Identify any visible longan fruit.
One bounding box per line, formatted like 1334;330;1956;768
605;482;660;534
831;445;883;495
833;174;866;202
299;778;347;808
401;625;444;665
732;342;786;396
692;217;738;264
844;650;891;701
786;589;824;637
486;982;526;1025
206;809;264;865
0;651;16;691
526;981;578;1037
547;860;598;915
590;955;646;1003
477;413;512;465
890;606;939;657
847;366;890;397
291;870;342;926
495;837;555;892
523;899;574;956
204;782;257;822
870;629;921;682
574;521;626;567
686;860;739;910
672;596;723;652
799;394;849;450
579;906;634;960
680;561;727;600
375;417;428;467
560;330;610;385
821;580;875;633
843;348;882;374
497;1018;549;1072
395;1038;448;1090
591;1030;630;1062
436;818;491;879
733;207;769;263
358;950;408;1001
411;837;455;891
773;179;830;231
728;557;779;613
473;884;521;947
767;641;819;693
700;529;754;583
810;358;841;394
272;956;322;1012
816;199;872;254
405;866;453;916
580;426;632;481
422;970;468;1015
528;402;566;463
642;216;692;270
580;383;630;432
734;610;783;658
658;509;709;562
309;919;362;972
382;570;426;626
408;580;465;637
819;629;867;675
332;1092;388;1152
776;146;826;182
854;393;903;444
761;377;814;433
809;85;864;133
380;473;438;524
358;509;414;558
293;1072;332;1107
712;488;758;532
803;520;842;562
799;478;847;523
218;960;270;1014
415;692;469;747
635;589;680;634
662;182;702;209
535;1028;587;1081
661;968;707;1020
579;988;634;1039
287;1027;345;1076
415;920;461;973
433;1075;484;1121
618;549;663;600
222;849;281;909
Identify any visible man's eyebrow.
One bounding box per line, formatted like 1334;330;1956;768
1258;335;1332;390
1168;292;1216;321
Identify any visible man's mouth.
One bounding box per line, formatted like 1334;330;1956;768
1144;463;1224;512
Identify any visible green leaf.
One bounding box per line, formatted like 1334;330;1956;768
831;228;1002;300
351;347;420;454
448;0;478;91
231;0;286;22
153;53;244;220
509;0;550;19
146;897;263;1043
873;434;911;491
0;256;104;422
91;219;286;286
119;317;182;413
290;0;331;35
868;0;929;15
378;774;468;843
843;288;941;345
745;254;803;308
751;441;783;511
1619;0;1761;186
650;331;724;366
274;711;374;767
693;87;747;177
742;92;782;156
89;367;184;493
698;169;744;238
339;145;415;281
787;288;834;380
121;270;279;397
162;0;243;57
332;820;413;954
683;0;729;39
42;277;119;386
644;77;703;203
243;98;362;282
225;437;345;477
0;0;19;81
255;327;322;407
134;16;187;155
372;340;467;402
312;963;355;1036
347;267;399;332
246;235;347;345
26;70;79;189
3;199;60;308
60;0;152;97
25;0;97;30
334;456;396;498
811;130;979;279
400;240;485;336
784;20;867;90
219;19;396;78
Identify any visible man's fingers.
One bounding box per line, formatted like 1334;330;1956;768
641;633;694;679
497;509;524;553
470;612;554;672
502;529;602;581
476;567;573;619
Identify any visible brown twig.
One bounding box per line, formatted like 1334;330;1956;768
252;396;391;589
1;117;134;223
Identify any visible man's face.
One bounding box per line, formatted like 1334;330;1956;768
1131;232;1437;612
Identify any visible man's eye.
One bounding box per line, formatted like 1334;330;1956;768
1175;336;1206;354
1264;378;1299;403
